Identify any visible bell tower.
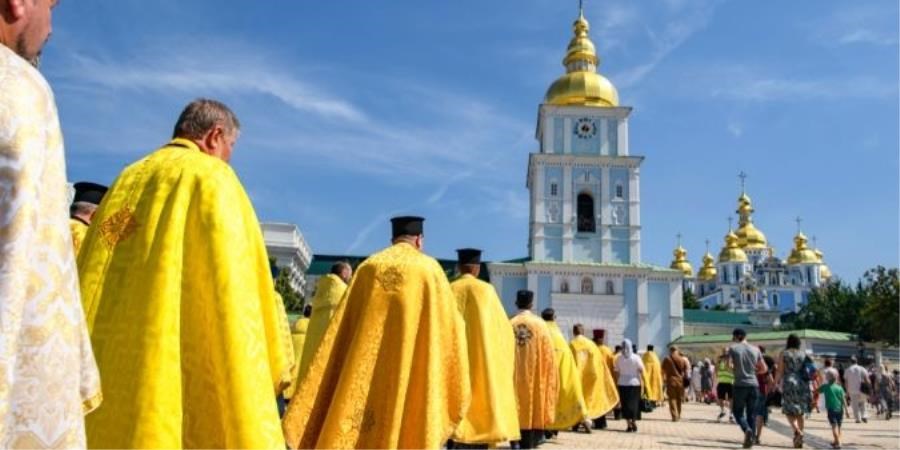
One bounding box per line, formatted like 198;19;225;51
527;6;643;264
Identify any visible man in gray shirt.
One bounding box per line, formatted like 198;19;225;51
728;328;767;448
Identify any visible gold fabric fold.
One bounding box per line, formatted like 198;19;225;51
78;139;286;448
282;243;470;449
546;322;588;430
510;310;558;430
284;317;309;399
451;274;520;444
296;274;347;386
570;336;619;418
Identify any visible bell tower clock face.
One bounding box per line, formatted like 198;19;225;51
574;117;597;139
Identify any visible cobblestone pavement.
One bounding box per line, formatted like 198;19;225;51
544;401;900;449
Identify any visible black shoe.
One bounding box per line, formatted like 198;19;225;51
743;430;754;448
862;418;868;423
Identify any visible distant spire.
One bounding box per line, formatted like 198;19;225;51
676;232;683;247
705;239;710;253
812;235;818;248
579;0;584;16
727;216;734;231
795;216;803;234
738;171;748;194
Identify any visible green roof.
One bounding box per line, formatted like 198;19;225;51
683;310;752;325
673;329;857;345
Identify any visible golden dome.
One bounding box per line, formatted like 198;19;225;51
787;232;819;265
544;10;619;107
815;248;833;280
734;193;768;249
697;252;718;281
719;231;748;263
670;245;694;278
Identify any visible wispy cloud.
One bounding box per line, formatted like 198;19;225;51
727;121;743;137
611;0;719;89
806;2;899;47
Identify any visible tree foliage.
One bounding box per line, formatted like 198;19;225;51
859;266;899;346
274;267;305;313
787;266;899;345
683;288;701;310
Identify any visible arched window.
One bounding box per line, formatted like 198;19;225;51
581;277;594;294
615;183;624;199
772;293;779;307
577;193;595;232
605;280;614;295
560;279;569;293
550;182;558;197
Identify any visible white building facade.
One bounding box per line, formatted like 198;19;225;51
262;222;313;295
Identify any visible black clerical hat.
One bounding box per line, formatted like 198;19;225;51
516;289;534;308
72;182;108;205
456;248;482;265
390;216;425;239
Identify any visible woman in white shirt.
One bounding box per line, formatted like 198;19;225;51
615;339;645;432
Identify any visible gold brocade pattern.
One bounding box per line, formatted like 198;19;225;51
98;207;138;248
450;275;520;445
282;243;471;449
285;317;309;399
69;219;88;256
78;139;286;448
510;311;558;430
546;322;588;430
0;45;102;448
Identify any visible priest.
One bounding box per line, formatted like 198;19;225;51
284;305;311;401
296;261;351;385
510;290;557;449
69;181;107;255
0;2;102;447
570;325;619;429
449;248;519;448
642;345;664;405
541;309;591;433
78;99;290;448
282;216;470;449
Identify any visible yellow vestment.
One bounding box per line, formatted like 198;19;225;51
78;138;289;448
70;218;88;255
0;44;101;449
275;292;297;396
284;317;309;399
642;350;664;402
510;310;558;430
545;322;588;430
296;273;347;386
451;274;520;444
282;242;470;449
570;336;619;419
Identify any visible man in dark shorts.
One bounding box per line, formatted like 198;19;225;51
716;349;735;422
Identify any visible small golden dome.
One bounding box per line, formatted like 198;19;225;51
815;248;833;280
719;231;748;263
544;10;619;107
697;252;718;281
670;245;694;278
734;192;768;249
787;232;819;265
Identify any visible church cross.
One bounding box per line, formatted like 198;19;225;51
795;216;803;233
738;171;748;193
676;232;682;246
705;239;710;253
727;216;734;231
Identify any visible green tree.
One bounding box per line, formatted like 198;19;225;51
683;289;701;309
792;279;865;335
274;267;304;313
859;266;899;345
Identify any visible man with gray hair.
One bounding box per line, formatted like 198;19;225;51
0;1;103;447
77;99;291;448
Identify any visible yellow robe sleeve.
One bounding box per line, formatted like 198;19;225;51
78;140;286;449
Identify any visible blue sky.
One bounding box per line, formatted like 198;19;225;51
45;0;898;282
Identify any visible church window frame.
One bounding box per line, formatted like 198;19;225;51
605;280;615;295
560;279;569;293
615;183;624;199
550;182;558;197
576;192;596;233
581;277;594;294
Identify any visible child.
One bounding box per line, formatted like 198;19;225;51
818;371;850;449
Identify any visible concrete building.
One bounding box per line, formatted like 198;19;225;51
262;222;312;295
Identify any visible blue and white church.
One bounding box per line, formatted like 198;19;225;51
488;9;684;351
